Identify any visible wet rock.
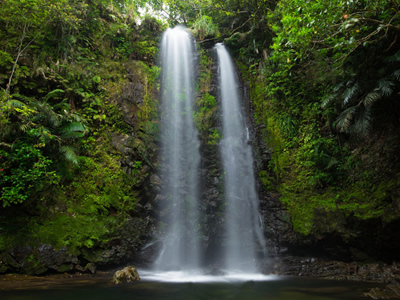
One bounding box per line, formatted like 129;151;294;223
364;281;400;299
37;244;79;271
0;252;18;273
150;174;161;192
122;82;144;104
111;133;133;156
268;257;400;283
57;263;74;273
21;259;48;275
85;263;97;274
113;266;140;284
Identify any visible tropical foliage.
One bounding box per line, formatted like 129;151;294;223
140;0;400;234
1;0;400;255
0;0;165;255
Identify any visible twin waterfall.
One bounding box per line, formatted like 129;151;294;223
156;27;266;274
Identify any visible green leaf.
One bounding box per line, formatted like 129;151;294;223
335;106;357;132
363;90;381;107
60;122;86;134
44;89;65;102
343;82;360;105
59;145;79;164
377;78;394;96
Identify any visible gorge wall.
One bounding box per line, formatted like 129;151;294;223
1;0;400;281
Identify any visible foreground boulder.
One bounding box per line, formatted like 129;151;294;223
113;266;140;284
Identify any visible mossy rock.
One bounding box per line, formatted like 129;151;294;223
113;266;140;284
21;254;48;275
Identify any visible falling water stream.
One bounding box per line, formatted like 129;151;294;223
156;26;201;271
216;43;267;272
155;27;267;278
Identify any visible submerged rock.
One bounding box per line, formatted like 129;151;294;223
113;266;140;284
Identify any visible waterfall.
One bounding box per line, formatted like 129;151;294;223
215;43;267;272
156;26;201;271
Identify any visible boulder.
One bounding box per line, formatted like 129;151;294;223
113;266;140;284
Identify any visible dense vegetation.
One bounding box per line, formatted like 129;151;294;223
0;0;165;265
1;0;400;272
157;0;400;236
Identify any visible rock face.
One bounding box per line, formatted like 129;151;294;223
267;257;400;282
0;244;78;275
113;266;140;284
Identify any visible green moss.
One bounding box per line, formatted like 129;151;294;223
23;254;47;275
245;63;400;237
194;49;218;143
259;170;273;189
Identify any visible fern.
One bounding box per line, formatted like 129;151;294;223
335;106;357;132
342;81;360;105
363;90;381;107
59;145;79;164
61;131;85;139
321;94;335;109
32;101;62;128
351;107;372;137
377;78;395;96
60;122;86;134
393;69;400;81
6;99;25;109
333;81;345;93
44;89;65;102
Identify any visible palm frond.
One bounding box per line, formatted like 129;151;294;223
333;81;345;93
392;69;400;81
363;90;382;107
44;89;65;102
62;131;85;139
52;98;69;111
352;107;372;137
59;145;79;164
11;93;34;103
32;101;63;128
342;82;360;105
377;78;395;96
20;124;31;132
335;106;358;132
6;99;25;109
60;122;86;134
321;94;335;108
69;113;86;124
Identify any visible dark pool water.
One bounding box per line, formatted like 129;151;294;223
0;274;378;300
